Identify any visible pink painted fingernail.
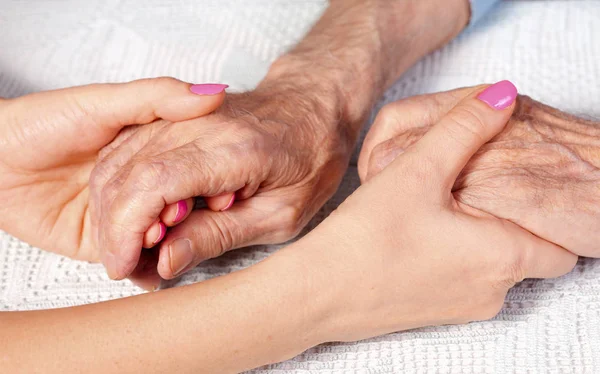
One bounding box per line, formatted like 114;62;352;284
220;194;235;211
477;80;518;110
190;84;228;95
153;222;166;245
174;200;188;224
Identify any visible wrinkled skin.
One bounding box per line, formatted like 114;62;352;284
0;78;224;289
359;86;600;257
91;84;352;280
299;83;576;343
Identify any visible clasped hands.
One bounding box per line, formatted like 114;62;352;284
0;77;596;324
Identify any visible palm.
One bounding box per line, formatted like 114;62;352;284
0;108;120;261
0;78;226;289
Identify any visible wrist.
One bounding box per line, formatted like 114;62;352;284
259;244;341;347
375;0;470;86
262;0;387;143
261;0;470;144
262;54;376;149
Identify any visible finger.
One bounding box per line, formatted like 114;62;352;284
413;80;517;187
142;221;166;249
498;220;578;280
5;78;227;161
100;143;259;280
17;78;227;128
128;248;162;292
358;86;477;181
86;80;227;280
205;193;236;212
155;196;290;279
159;198;195;227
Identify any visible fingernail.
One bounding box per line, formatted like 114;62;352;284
153;222;166;245
477;80;517;110
103;251;120;280
220;194;235;212
174;200;188;223
190;84;228;95
169;238;194;277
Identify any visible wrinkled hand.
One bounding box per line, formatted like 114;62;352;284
0;78;224;289
91;81;352;281
295;81;576;343
359;83;600;257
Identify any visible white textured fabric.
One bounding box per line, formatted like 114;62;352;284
1;0;600;372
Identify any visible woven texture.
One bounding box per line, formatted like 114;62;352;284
1;1;600;372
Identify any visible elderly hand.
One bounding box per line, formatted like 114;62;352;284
89;0;472;282
279;81;576;343
0;78;225;289
359;83;600;258
91;77;353;281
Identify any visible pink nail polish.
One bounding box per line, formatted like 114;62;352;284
190;84;228;95
477;80;517;110
153;222;166;245
220;194;235;211
174;200;188;224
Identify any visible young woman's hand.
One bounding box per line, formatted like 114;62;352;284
359;83;600;257
0;80;578;374
0;78;225;289
284;81;577;343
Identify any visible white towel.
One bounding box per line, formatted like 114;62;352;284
1;1;599;372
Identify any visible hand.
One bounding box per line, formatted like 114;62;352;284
289;81;576;343
359;83;600;257
91;0;472;282
0;78;225;289
91;78;353;281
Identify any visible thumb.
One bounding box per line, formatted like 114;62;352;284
156;197;288;279
69;79;228;128
6;78;227;154
413;80;517;188
19;77;227;127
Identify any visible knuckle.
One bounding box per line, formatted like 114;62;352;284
143;76;180;91
128;160;168;192
197;215;236;260
272;204;305;242
375;104;402;132
219;121;269;155
89;161;112;192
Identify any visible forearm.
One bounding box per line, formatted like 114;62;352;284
1;255;332;373
262;0;470;141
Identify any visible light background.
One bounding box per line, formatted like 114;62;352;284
1;1;599;372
